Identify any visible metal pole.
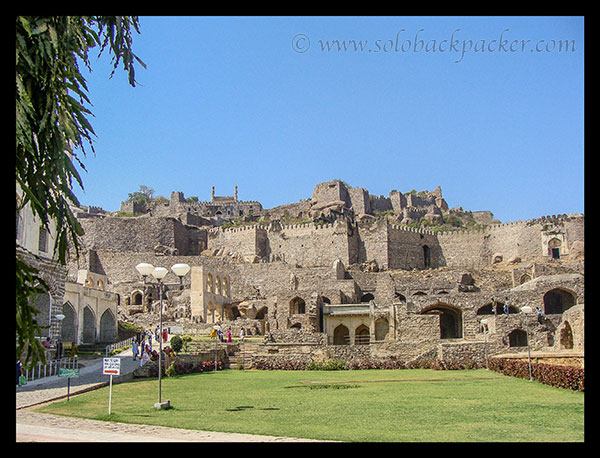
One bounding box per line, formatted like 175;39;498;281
158;280;163;404
526;316;533;382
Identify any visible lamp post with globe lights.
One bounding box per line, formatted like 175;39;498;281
135;262;190;408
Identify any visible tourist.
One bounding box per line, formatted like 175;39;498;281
226;328;232;343
239;328;245;342
536;307;544;324
16;360;23;386
132;340;138;361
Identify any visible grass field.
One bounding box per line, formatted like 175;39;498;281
34;369;584;442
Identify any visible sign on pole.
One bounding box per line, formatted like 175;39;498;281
103;358;121;414
59;367;79;401
103;358;121;376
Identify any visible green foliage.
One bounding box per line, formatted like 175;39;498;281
16;16;145;368
15;257;49;367
306;360;348;371
170;335;183;353
36;369;584;441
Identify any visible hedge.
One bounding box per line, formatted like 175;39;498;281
489;358;584;391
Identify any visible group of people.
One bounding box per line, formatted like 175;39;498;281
132;328;169;366
210;326;245;343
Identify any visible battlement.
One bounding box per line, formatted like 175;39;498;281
436;213;584;237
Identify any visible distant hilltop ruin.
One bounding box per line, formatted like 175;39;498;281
112;179;498;230
72;179;583;272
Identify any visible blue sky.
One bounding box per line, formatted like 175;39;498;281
73;16;584;223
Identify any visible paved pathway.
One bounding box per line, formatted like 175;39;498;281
16;348;324;442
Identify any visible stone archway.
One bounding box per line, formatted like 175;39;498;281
354;324;370;345
508;329;528;347
333;324;349;345
61;302;77;343
543;288;576;315
559;321;574;350
421;303;463;339
82;306;96;344
374;318;389;341
99;309;117;343
290;296;306;314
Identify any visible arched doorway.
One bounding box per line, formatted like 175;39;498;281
508;329;528;347
99;309;117;343
82;306;96;344
333;324;349;345
548;237;561;259
559;322;574;350
61;302;77;343
543;288;576;314
421;303;462;339
355;324;370;345
131;291;143;305
374;318;389;341
423;245;431;268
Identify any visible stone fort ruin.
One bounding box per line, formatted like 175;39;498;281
67;179;584;368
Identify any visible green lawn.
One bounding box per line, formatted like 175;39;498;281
34;369;584;442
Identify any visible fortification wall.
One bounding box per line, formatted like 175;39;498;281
388;224;441;270
437;214;584;268
78;216;205;255
207;225;264;259
268;221;354;267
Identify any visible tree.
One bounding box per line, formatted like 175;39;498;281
127;185;156;206
16;16;145;367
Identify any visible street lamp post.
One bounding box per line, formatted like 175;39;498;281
480;318;488;370
136;262;190;409
520;305;534;382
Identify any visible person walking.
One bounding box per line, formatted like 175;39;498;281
132;340;139;361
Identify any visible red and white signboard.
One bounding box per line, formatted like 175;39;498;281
103;358;121;376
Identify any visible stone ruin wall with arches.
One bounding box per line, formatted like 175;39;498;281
65;181;584;367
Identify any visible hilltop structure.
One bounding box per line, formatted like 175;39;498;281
63;179;584;368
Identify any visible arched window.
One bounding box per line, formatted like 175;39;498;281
290;297;306;314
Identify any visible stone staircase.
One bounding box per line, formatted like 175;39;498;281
225;343;260;370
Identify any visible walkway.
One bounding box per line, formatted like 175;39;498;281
16;348;323;442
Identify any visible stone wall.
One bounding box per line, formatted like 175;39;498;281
79;215;206;255
437;214;584;268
